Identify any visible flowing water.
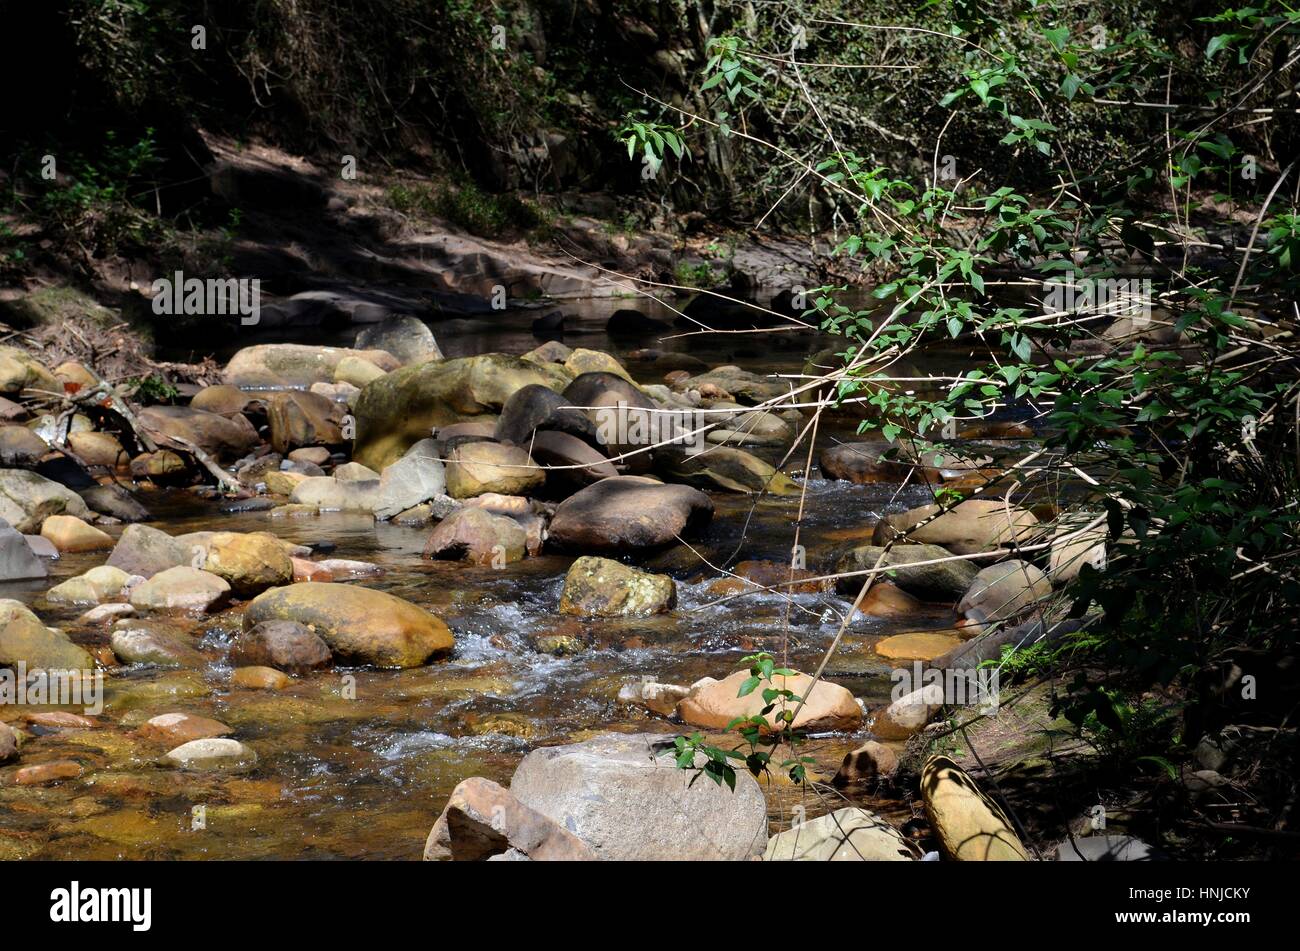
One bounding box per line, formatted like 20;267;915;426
1;297;994;859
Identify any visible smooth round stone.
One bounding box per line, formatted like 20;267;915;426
162;738;258;771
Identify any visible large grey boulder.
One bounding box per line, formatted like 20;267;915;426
509;733;768;861
355;316;443;366
424;777;595;861
0;517;46;581
106;524;191;579
373;453;446;521
958;560;1052;624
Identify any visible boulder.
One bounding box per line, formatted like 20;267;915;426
0;600;94;670
334;355;388;387
373;453;447;521
223;343;400;388
46;565;133;605
706;559;828;596
857;581;925;618
558;556;676;617
110;620;205;667
509;733;768;861
243;583;453;668
677;669;862;734
527;430;618;492
266;390;344;453
0;346;59;396
820;441;927;483
355;315;443;365
872;683;944;740
79;484;150;522
0;468;91;533
764;808;914;861
137;712;233;745
352;354;569;470
1054;835;1160;861
231;665;292;689
872;499;1042;555
106;524;191;578
921;754;1030;861
445;441;543;499
163;738;258;771
0;722;17;762
832;740;900;787
39;514;114;553
548;476;712;553
874;630;964;661
190;384;255;416
424;776;595;861
289;476;381;513
617;679;692;717
0;425;48;467
835;543;977;601
66;431;128;468
201;532;294;597
137;405;260;461
229;620;332;673
494;383;597;445
1048;518;1108;584
0;517;46;581
958;560;1052;624
655;445;799;495
128;566;231;614
423;506;527;566
563;348;634;383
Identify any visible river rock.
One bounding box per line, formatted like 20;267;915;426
677;669;862;734
110;620;205;667
190;384;255;416
106;524;190;578
424;776;595;861
224;343;400;388
128;566;231;614
494;383;597;445
15;761;83;785
832;740;899;786
445;441;543;498
1048;517;1108;584
0;722;17;762
764;807;914;861
707;559;828;596
0;600;94;670
355;315;442;365
0;468;91;533
163;737;258;771
617;679;692;717
527;430;618;493
921;754;1030;860
66;431;127;469
422;506;527;565
655;445;799;495
564;348;634;382
137;712;232;744
39;514;114;553
137;405;260;461
819;441;927;483
373;453;446;520
243;583;453;668
957;560;1052;624
509;732;768;860
871;683;944;740
46;565;134;605
0;517;46;581
873;630;964;661
201;531;294;597
835;543;977;601
872;499;1042;555
230;620;332;672
79;484;150;522
289;476;381;512
858;581;925;618
559;556;676;617
0;346;59;396
1054;834;1160;861
334;355;387;387
352;353;569;470
0;425;48;467
266;390;345;453
548;476;713;552
231;665;292;689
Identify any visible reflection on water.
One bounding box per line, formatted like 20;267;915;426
0;301;972;859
